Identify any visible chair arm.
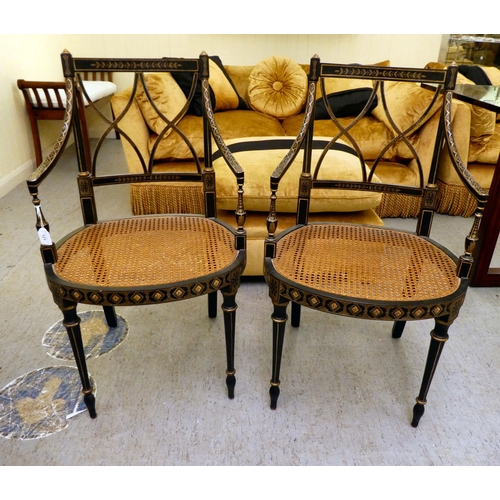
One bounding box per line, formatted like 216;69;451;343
26;79;75;190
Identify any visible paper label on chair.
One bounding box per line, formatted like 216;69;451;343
38;227;53;246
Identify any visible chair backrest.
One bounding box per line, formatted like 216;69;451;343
27;50;244;229
266;56;488;279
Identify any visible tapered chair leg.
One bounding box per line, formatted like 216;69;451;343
411;318;450;427
291;302;301;327
208;291;218;319
60;301;97;418
270;300;289;409
103;305;118;328
221;287;237;399
392;320;406;338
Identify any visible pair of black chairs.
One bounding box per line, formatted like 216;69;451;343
26;51;486;427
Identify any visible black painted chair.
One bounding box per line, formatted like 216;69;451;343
26;51;246;418
264;57;487;427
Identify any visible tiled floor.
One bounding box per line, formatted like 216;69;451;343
1;140;499;466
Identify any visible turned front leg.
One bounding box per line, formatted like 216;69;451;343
221;287;237;399
270;300;289;409
61;302;97;418
412;319;450;428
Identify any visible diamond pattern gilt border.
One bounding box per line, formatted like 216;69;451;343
266;271;466;324
47;265;244;307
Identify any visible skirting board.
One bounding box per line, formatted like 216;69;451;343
0;137;76;199
0;158;35;199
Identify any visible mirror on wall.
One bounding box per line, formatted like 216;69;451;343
441;35;500;68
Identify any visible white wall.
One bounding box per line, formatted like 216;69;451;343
0;34;443;197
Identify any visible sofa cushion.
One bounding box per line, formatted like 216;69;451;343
171;55;247;116
135;73;187;138
315;88;377;120
247;56;307;119
426;61;497;146
212;137;382;213
372;80;443;135
150;109;286;160
282;113;398;161
481;65;500;86
458;65;492;85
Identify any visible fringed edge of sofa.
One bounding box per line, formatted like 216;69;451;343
375;193;423;219
435;181;481;217
130;184;205;216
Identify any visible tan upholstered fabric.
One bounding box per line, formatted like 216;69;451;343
481;65;500;86
111;90;152;173
282;113;398;161
212;137;382;213
456;73;496;146
224;65;255;106
473;122;500;164
372;80;443;135
425;61;496;148
247;56;307;119
209;59;240;111
150;110;286;161
135;73;187;137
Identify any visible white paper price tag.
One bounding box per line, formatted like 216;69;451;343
38;227;53;245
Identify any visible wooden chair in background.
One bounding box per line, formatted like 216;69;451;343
18;74;117;166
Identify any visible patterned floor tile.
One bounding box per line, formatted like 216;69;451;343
43;310;128;360
0;366;95;440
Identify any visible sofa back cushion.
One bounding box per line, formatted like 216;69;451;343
371;80;443;136
171;55;247;116
135;73;187;138
150;110;286;161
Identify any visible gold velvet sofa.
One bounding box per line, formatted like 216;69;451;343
427;62;500;216
110;56;470;275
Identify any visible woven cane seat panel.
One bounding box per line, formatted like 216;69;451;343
54;217;238;287
274;225;460;301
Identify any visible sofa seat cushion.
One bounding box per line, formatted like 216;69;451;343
282;114;400;160
150;109;286;161
212;136;382;213
247;56;308;119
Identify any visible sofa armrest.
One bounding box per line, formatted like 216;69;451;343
436;99;472;186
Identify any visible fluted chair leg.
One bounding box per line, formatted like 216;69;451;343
412;319;450;427
221;287;237;399
60;301;97;418
270;300;289;409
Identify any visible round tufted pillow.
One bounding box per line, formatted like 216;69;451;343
247;56;307;119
